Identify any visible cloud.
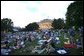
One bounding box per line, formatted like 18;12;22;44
1;1;74;28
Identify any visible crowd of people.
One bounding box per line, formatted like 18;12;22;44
1;26;83;55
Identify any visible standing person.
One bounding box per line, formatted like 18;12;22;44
68;27;75;45
28;34;31;42
78;26;83;48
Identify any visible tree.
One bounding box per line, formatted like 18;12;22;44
52;18;65;29
25;22;39;31
1;18;13;32
66;1;83;48
66;1;83;30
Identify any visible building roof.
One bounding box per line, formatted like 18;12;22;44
40;19;52;23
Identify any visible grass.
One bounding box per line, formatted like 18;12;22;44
68;48;83;55
10;40;38;55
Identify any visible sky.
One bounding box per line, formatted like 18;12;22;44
1;1;74;28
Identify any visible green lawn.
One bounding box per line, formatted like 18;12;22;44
10;40;38;55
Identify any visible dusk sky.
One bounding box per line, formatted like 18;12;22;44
1;1;74;28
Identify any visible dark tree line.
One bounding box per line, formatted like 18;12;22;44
1;18;13;32
65;1;83;30
52;18;65;30
25;22;39;31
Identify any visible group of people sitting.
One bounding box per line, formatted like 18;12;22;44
1;26;83;55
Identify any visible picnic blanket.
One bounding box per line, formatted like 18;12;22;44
64;44;76;48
